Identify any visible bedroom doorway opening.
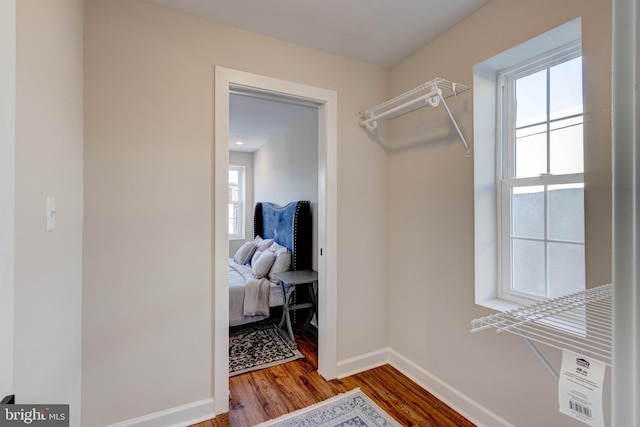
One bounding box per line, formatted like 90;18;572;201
213;67;338;415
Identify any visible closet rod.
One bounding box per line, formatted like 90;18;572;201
359;78;472;157
359;89;440;130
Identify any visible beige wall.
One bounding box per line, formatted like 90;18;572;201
82;0;615;425
387;0;611;426
14;1;84;425
83;0;389;425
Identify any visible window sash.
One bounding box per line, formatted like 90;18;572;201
499;173;584;303
500;43;582;181
228;165;245;240
228;201;241;238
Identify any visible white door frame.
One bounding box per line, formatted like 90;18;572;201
611;0;639;425
0;0;16;399
213;67;338;415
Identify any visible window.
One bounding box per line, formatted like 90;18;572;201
474;18;584;311
498;43;585;304
228;165;245;240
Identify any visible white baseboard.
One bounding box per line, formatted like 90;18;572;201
335;347;514;427
108;349;511;427
336;347;390;379
387;349;514;427
106;398;215;427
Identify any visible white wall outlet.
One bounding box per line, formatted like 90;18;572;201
46;197;56;232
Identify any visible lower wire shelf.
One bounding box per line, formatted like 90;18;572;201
471;284;613;366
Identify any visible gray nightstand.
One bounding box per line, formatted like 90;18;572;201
273;270;318;348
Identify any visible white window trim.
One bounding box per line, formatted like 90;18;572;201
496;42;584;306
228;165;245;240
473;17;583;313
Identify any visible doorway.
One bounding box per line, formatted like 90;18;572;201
213;67;338;415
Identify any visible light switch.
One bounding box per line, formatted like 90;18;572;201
46;197;56;232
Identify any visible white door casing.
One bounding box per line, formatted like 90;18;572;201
213;67;338;415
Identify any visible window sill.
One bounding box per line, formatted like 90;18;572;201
475;297;522;313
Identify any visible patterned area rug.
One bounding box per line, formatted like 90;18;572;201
229;322;304;376
255;388;402;427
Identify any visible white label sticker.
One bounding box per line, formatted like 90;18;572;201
558;350;606;427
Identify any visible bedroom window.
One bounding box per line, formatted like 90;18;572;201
474;18;584;311
228;165;245;240
497;43;585;305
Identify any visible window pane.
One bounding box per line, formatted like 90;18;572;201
512;239;546;296
549;115;582;131
229;203;237;234
516;69;547;128
512;186;544;239
548;242;585;298
548;184;584;242
515;132;547;178
229;170;239;185
228;166;244;239
550;121;584;175
550;57;583;120
228;204;238;234
516;123;546;139
228;184;239;202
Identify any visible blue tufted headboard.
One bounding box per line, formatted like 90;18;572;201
253;201;312;271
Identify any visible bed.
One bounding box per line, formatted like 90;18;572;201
228;201;312;327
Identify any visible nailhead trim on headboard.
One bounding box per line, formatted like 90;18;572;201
293;202;299;270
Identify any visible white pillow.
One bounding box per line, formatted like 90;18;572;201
269;242;287;253
250;249;262;266
254;235;275;252
269;249;292;280
252;250;277;279
233;241;256;265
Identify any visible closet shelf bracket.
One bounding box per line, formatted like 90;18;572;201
359;78;472;157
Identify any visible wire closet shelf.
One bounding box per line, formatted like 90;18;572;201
470;284;613;366
359;78;472;156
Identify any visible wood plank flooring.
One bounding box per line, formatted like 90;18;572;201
193;324;475;427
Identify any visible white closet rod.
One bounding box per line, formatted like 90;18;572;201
359;78;472;157
359;89;440;129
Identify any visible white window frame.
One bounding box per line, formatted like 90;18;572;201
228;165;245;240
496;42;585;306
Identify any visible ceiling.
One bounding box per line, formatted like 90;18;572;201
146;0;489;151
229;93;318;153
146;0;489;67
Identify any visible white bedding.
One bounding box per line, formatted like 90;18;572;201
229;259;288;327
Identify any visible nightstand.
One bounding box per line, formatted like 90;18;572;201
273;270;318;348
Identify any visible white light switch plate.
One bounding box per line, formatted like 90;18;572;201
46;197;55;232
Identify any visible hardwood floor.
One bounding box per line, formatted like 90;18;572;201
193;324;475;427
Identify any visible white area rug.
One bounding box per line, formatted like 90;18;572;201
254;388;402;427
